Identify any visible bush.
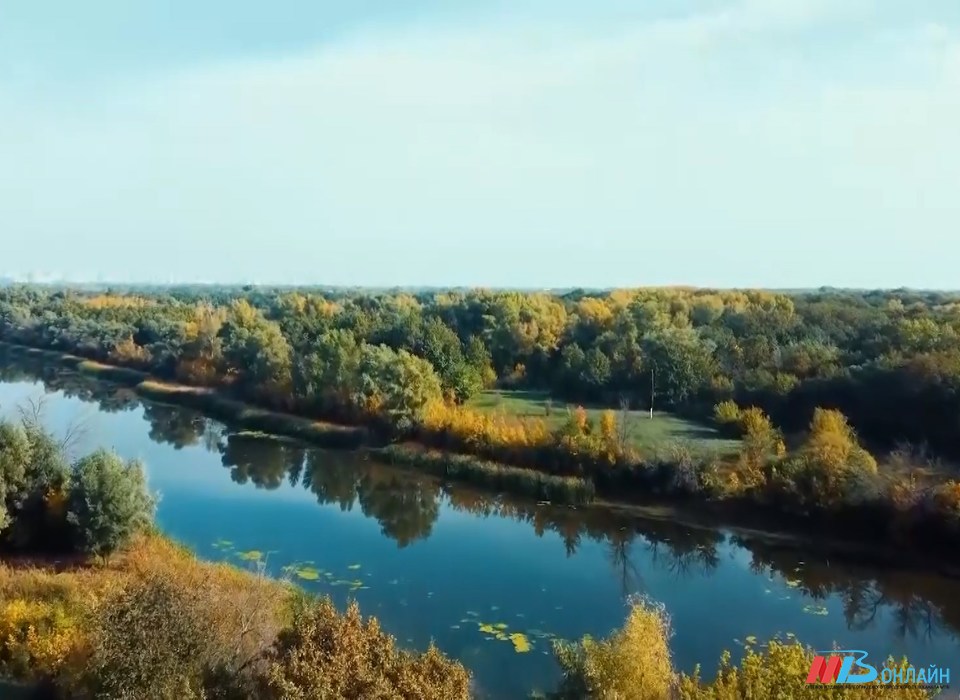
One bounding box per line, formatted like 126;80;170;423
80;572;224;700
67;450;155;556
552;596;674;699
261;598;471;700
677;640;932;700
712;401;741;429
0;598;81;681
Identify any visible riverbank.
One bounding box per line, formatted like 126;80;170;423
4;340;960;569
2;342;370;448
0;342;596;505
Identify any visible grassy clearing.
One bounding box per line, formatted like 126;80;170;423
468;390;741;456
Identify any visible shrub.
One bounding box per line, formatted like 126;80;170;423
712;401;741;428
677;640;932;700
261;598;471;700
80;572;223;700
0;598;81;681
552;596;674;700
66;450;155;556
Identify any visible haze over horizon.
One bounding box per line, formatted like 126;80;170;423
2;1;958;289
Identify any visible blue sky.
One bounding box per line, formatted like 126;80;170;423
2;0;958;288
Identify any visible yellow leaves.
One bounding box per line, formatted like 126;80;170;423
713;401;741;425
109;336;151;366
805;408;877;475
599;410;617;444
0;598;82;679
80;295;155;310
739;407;774;439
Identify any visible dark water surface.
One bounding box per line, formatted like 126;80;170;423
1;355;959;697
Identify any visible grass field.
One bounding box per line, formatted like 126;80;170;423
468;390;741;456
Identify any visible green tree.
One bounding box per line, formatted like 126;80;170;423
642;329;717;408
352;345;443;433
67;450;155;556
0;420;31;533
219;300;293;398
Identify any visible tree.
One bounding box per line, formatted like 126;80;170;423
219;300;293;399
352;345;443;433
642;329;716;409
0;420;31;533
552;596;673;700
292;329;361;414
67;450;155;556
3;423;70;550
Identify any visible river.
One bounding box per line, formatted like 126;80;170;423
1;353;958;697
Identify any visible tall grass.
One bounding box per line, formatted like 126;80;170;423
374;445;596;505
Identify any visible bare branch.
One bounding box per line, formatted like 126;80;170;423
59;407;93;458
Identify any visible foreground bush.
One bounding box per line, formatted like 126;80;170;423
677;641;932;700
261;598;470;700
551;597;674;700
549;598;938;700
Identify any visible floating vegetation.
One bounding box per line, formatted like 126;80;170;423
745;635;758;646
473;621;536;654
466;611;479;617
509;633;531;653
294;566;321;581
347;564;362;570
764;589;772;594
212;539;234;549
784;578;801;588
490;606;499;611
450;625;461;630
803;604;829;617
237;550;263;562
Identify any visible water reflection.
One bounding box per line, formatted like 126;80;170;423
3;346;959;656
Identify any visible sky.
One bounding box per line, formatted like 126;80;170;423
1;0;959;288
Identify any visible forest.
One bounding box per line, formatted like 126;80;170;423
1;285;960;545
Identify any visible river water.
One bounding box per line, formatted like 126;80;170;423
1;354;958;697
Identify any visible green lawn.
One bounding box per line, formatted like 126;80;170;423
467;390;741;457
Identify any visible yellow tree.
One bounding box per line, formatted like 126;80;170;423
799;408;877;507
736;407;783;490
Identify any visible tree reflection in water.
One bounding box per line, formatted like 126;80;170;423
4;347;959;650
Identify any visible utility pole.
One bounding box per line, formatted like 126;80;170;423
649;367;655;420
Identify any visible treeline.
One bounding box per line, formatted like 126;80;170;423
4;286;960;546
2;285;959;457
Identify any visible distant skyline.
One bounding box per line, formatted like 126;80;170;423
2;1;959;288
